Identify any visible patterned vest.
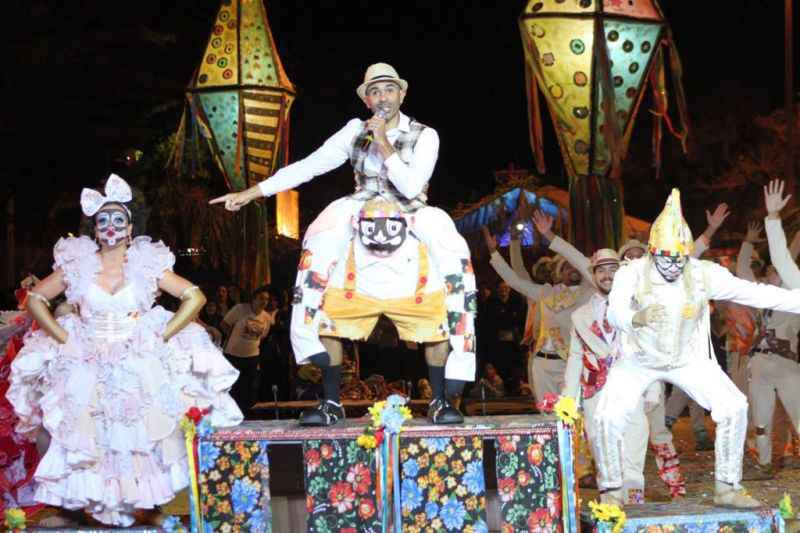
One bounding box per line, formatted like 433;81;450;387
348;119;429;212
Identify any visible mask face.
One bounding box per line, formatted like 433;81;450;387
358;216;407;256
653;254;687;282
94;208;130;247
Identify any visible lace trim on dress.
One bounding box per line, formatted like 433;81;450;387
52;236;100;304
126;237;176;310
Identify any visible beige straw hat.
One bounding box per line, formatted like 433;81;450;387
356;63;408;100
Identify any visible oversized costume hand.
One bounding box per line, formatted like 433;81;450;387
632;304;667;330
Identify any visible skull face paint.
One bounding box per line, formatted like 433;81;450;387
653;254;687;283
94;207;130;248
358;216;407;256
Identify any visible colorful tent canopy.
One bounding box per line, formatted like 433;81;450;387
519;0;688;253
452;181;650;247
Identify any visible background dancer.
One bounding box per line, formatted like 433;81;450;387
594;189;800;508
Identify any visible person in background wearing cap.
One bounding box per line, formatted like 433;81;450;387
593;189;800;508
211;63;476;426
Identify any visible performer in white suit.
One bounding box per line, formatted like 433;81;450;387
563;248;681;503
594;189;800;508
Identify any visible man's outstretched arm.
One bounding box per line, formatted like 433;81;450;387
211;119;360;209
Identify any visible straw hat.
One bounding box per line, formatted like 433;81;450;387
588;248;620;276
618;239;646;260
356;63;408;100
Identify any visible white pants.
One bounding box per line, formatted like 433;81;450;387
530;354;566;404
290;196;476;381
665;387;707;433
584;393;648;502
594;355;748;489
749;352;800;464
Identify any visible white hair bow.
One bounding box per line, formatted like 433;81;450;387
80;174;133;217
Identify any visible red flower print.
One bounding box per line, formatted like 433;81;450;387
357;498;376;519
305;448;321;473
517;469;532;486
498;436;517;453
536;392;558;413
320;444;334;460
328;481;356;513
346;463;372;495
547;491;562;517
306;494;314;513
527;443;544;466
527;507;553;532
498;477;517;502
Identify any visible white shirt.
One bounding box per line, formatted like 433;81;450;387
257;112;440;201
608;257;800;368
489;236;595;358
223;303;275;358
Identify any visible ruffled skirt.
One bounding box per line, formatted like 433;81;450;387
7;307;243;526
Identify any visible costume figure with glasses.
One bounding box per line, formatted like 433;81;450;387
594;189;800;509
212;63;476;426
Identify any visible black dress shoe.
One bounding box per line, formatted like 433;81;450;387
299;399;345;427
428;398;464;425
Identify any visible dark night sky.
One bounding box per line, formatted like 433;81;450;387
3;1;798;240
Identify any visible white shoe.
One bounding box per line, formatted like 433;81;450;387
713;486;762;508
599;488;625;508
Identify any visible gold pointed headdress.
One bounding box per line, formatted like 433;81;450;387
648;189;694;257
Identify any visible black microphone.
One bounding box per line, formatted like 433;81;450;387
362;107;389;148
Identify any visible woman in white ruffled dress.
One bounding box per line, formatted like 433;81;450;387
7;174;243;526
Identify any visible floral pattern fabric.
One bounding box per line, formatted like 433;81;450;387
495;432;563;532
303;438;381;533
399;436;488;533
198;439;272;533
584;502;783;532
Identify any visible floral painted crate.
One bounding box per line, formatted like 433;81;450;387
581;501;785;532
205;414;578;532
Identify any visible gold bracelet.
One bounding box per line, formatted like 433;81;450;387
180;285;200;301
27;290;51;308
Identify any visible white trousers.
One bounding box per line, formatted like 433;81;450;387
665;387;707;433
749;352;800;464
594;355;748;489
290;197;477;381
584;393;648;500
529;355;566;404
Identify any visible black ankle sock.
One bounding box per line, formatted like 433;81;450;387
429;365;445;400
322;366;341;403
308;352;340;403
445;379;466;399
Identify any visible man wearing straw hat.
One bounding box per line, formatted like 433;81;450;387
594;189;800;508
211;63;475;426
